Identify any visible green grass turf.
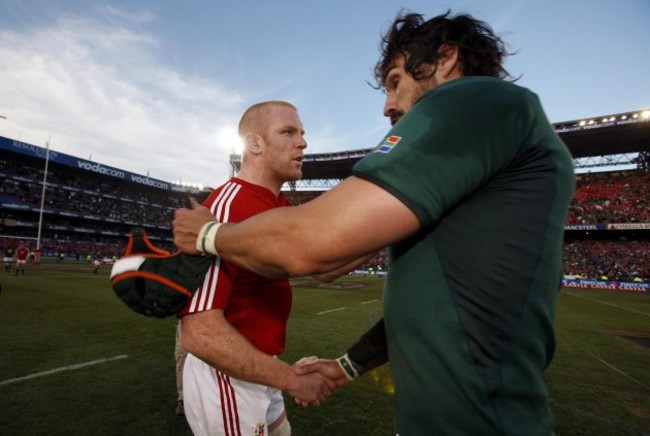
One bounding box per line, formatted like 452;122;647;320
0;261;648;435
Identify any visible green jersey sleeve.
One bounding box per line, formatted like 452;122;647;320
352;77;549;227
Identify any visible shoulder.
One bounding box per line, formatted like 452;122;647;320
421;77;533;106
204;180;277;222
412;77;543;131
203;180;247;209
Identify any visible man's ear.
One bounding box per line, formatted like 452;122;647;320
244;133;262;155
437;43;460;78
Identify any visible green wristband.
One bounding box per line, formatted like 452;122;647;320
336;354;366;380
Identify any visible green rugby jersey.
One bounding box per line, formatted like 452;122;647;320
353;76;575;435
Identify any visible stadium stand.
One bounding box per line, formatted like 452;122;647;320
567;171;650;224
1;109;649;288
0;136;209;260
563;239;649;282
562;169;649;284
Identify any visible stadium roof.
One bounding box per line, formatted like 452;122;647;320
554;109;650;158
230;108;650;182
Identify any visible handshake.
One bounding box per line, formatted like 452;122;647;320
171;198;387;406
288;354;365;407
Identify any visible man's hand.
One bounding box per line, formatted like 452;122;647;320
295;357;349;384
173;197;216;255
283;365;338;407
291;356;349;407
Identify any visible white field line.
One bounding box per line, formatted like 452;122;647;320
317;307;346;315
0;355;129;386
318;300;379;315
564;292;649;317
579;347;649;391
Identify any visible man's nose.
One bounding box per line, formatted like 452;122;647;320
383;93;397;118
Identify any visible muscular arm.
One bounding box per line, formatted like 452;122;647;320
174;176;419;278
181;310;334;401
312;252;380;283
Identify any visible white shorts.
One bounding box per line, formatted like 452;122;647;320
3;257;12;263
16;260;26;266
183;353;287;436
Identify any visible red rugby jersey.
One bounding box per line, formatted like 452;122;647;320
15;246;30;261
179;177;292;355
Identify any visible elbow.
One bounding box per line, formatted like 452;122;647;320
267;239;340;278
313;272;337;283
181;331;198;356
281;255;327;278
180;320;202;356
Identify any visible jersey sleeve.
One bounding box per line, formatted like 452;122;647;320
352;78;540;228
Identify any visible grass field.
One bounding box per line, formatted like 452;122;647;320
0;260;648;435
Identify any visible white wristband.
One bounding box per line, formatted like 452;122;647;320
196;221;221;256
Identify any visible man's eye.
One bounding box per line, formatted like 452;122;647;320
384;78;398;94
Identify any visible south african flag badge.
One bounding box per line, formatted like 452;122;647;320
376;135;401;153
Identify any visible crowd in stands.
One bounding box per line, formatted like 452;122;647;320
1;159;184;228
360;249;388;273
567;170;650;224
563;239;649;282
1;158;648;282
1;157;185;258
561;170;650;282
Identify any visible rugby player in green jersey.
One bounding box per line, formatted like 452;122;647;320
173;10;575;435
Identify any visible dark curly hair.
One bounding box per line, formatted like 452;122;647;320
374;10;514;89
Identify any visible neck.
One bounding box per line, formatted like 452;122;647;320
236;167;282;196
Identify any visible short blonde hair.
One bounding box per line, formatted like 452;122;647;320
237;100;297;139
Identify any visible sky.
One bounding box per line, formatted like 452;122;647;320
1;1;648;189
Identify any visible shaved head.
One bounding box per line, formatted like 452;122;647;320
238;100;297;139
